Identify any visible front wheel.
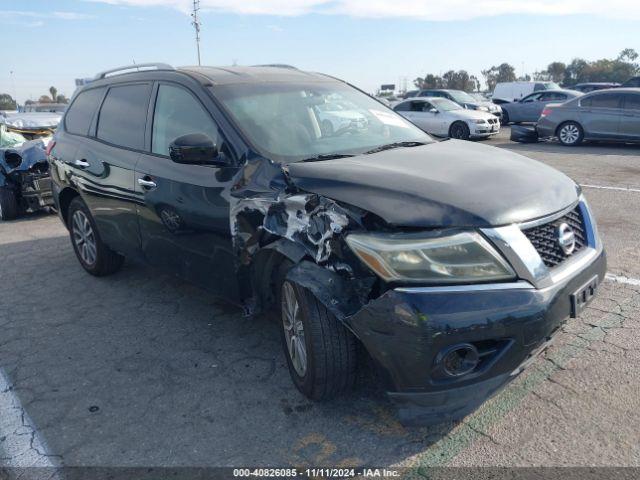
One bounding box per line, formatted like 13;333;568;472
0;187;19;221
280;279;357;400
557;122;584;146
68;197;124;276
449;122;471;140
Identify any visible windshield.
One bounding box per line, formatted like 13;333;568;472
448;90;478;104
470;93;488;101
212;81;433;162
430;98;463;111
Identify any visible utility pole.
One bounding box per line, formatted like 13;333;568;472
191;0;202;66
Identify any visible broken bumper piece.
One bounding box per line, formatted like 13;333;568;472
510;124;539;143
346;249;606;425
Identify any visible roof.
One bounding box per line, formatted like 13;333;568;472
582;87;640;94
575;82;620;86
178;65;337;85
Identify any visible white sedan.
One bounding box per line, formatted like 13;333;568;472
393;97;500;140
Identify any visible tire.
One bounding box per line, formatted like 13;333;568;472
68;197;124;276
449;122;471;140
501;110;510;125
278;273;357;400
0;187;19;221
557;121;584;146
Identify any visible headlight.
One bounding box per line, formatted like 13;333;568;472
473;119;487;124
345;232;516;283
477;106;489;112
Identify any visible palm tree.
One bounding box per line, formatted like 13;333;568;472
49;86;58;103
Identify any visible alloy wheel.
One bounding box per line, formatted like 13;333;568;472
72;210;97;266
282;282;307;377
559;124;580;144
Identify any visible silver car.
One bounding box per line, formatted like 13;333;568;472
537;88;640;146
394;97;500;140
501;89;582;124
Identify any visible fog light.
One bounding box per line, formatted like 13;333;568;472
440;343;479;377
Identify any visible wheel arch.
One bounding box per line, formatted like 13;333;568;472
57;187;81;227
448;120;469;138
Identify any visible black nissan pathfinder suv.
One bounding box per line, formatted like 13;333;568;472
49;63;606;423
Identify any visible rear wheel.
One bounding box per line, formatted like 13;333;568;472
279;275;357;400
449;122;470;140
68;197;124;276
0;187;19;221
557;121;584;146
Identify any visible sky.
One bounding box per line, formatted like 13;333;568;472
1;0;639;103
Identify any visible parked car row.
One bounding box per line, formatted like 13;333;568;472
507;88;640;146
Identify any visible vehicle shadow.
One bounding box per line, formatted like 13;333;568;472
0;236;457;468
1;209;56;224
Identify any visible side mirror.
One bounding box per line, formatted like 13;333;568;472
169;133;226;166
428;108;439;114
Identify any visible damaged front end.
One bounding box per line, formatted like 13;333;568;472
230;165;380;319
227;154;606;425
0;135;54;219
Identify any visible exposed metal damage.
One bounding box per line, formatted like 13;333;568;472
0;139;54;219
228;158;378;319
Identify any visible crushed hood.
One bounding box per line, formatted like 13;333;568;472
286;140;579;228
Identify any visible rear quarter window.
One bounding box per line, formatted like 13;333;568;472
64;87;105;135
97;83;152;150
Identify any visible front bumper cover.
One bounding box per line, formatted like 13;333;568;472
344;198;605;424
346;248;606;424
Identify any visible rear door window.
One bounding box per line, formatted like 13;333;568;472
151;84;219;156
521;93;542;103
97;83;152;150
540;92;568;101
64;87;105;135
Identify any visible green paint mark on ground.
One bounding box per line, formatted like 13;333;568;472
405;285;634;478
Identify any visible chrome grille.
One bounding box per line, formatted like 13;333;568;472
522;206;587;268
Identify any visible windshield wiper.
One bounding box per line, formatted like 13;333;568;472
364;141;427;154
299;153;356;163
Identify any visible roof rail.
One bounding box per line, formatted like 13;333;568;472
252;64;298;70
94;63;174;80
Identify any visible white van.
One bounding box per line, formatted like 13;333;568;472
492;81;560;103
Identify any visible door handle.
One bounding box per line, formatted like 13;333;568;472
73;159;90;168
137;177;157;189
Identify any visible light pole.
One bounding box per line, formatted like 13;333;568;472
191;0;202;66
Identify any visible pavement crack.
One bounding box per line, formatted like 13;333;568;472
463;423;501;446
